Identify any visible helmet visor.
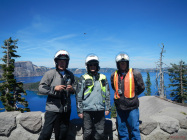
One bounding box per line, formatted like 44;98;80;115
116;52;129;63
56;54;69;60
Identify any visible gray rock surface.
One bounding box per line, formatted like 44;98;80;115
139;96;186;119
157;107;187;129
145;132;170;140
151;115;180;134
139;118;157;135
139;96;187;139
169;130;187;140
0;111;20;136
0;96;187;140
17;111;42;133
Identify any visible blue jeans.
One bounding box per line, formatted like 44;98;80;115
116;108;141;140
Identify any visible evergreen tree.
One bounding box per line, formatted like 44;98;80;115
0;37;30;112
168;60;187;104
144;71;152;96
110;103;117;118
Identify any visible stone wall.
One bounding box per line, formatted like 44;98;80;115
0;96;187;140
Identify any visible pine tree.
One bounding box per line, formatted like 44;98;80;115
145;71;152;96
168;60;187;104
0;37;30;112
110;103;117;118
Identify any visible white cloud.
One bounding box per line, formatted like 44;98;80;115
47;34;77;43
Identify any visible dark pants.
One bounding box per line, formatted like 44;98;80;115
38;110;71;140
83;111;105;140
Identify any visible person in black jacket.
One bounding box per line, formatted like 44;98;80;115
110;52;145;140
38;50;75;140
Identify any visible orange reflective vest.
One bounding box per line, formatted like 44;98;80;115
113;68;135;99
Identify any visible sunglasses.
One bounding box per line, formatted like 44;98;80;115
89;63;97;66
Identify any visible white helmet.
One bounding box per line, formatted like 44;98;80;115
85;53;100;72
115;52;129;70
116;53;129;63
54;50;70;68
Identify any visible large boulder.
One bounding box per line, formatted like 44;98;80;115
139;96;184;119
1;125;39;140
156;107;187;129
151;115;180;134
17;111;42;133
0;111;20;136
145;132;170;140
139;118;157;135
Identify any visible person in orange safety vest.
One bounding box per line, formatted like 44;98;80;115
110;52;145;140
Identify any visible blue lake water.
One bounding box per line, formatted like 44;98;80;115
0;72;173;119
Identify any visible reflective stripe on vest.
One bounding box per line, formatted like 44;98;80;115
83;74;106;99
113;70;120;99
113;68;135;99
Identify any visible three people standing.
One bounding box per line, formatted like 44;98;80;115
38;51;144;140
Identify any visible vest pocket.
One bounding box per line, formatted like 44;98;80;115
101;79;106;86
85;79;93;87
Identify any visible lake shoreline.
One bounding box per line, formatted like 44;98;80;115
1;72;187;119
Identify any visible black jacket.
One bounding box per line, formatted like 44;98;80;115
110;69;145;110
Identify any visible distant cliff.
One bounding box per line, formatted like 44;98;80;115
0;62;117;77
68;68;162;74
13;61;52;77
69;68;117;74
0;61;169;78
0;61;52;78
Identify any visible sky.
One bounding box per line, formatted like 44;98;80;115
0;0;186;69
